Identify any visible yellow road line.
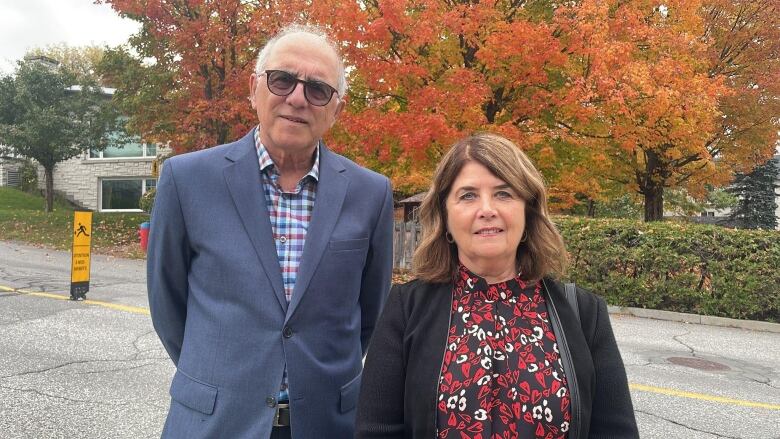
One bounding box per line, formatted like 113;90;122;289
82;299;150;316
630;383;780;410
0;284;150;316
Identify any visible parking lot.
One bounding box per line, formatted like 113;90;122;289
1;241;778;438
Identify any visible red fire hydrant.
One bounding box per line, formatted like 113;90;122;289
139;221;150;252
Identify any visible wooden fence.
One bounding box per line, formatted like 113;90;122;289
393;221;421;269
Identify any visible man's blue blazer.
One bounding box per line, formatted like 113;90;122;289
147;129;394;438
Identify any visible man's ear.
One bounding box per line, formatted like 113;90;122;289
248;73;258;109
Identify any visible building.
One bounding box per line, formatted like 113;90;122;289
0;155;24;187
30;85;167;212
3;115;163;212
2;56;165;211
397;192;426;222
35;136;166;212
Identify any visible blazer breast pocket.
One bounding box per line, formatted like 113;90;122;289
169;370;218;415
329;237;369;252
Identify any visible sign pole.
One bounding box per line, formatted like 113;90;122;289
70;211;93;300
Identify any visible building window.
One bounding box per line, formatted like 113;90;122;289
90;142;156;159
100;178;156;211
3;169;20;187
89;131;156;159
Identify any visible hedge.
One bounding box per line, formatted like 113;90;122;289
555;216;780;323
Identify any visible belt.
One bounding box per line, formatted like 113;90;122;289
273;402;290;427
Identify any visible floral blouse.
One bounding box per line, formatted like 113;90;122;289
436;265;571;439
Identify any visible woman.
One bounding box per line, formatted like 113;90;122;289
356;133;638;439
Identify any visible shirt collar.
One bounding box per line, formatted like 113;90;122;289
254;126;320;181
455;263;527;300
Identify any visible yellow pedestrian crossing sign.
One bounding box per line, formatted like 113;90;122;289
70;211;92;300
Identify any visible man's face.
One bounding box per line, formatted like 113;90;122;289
249;34;344;156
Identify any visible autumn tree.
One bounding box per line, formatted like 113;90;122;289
530;0;778;221
98;0;307;151
96;0;779;217
315;0;779;218
0;60;118;212
309;0;719;213
306;0;588;196
547;1;732;221
702;0;780;182
99;0;587;196
704;0;780;163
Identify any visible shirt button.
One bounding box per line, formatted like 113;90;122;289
266;396;277;408
278;235;287;244
283;326;293;338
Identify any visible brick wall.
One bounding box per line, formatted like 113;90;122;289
1;161;21;187
37;149;168;211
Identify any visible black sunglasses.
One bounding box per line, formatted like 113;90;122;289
262;70;339;106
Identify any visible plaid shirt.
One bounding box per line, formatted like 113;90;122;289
255;128;319;401
254;128;319;303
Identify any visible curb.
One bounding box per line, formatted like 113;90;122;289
607;305;780;333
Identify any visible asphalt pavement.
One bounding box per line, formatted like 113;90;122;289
0;240;778;438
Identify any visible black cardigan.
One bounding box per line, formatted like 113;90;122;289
355;278;639;439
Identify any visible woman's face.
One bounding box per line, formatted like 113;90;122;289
445;161;526;275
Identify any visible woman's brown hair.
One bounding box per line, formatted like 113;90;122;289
412;133;567;283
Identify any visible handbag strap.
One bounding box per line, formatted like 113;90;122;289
564;282;580;324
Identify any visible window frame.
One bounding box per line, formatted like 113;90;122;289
88;142;157;160
98;177;157;212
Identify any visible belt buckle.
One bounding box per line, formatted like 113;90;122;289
273;402;290;427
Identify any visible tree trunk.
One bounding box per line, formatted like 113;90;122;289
643;184;664;221
44;166;54;213
587;199;596;217
641;150;666;222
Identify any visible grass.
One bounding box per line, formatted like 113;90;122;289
0;187;148;259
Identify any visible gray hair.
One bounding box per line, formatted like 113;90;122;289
254;24;348;97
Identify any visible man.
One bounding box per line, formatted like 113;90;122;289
147;25;394;439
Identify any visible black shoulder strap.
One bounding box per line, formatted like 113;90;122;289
564;282;580;324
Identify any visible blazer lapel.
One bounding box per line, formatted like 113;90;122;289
286;142;348;318
223;130;287;312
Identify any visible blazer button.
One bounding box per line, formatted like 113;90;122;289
266;396;277;408
283;326;293;338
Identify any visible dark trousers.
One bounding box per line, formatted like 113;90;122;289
270;426;291;439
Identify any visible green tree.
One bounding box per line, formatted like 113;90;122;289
0;59;119;212
26;44;108;87
662;187;737;218
728;156;779;229
568;193;644;220
96;46;175;147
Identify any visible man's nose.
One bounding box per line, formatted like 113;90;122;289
285;82;307;107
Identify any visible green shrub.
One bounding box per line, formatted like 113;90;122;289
555;216;780;323
18;160;39;194
139;188;156;214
